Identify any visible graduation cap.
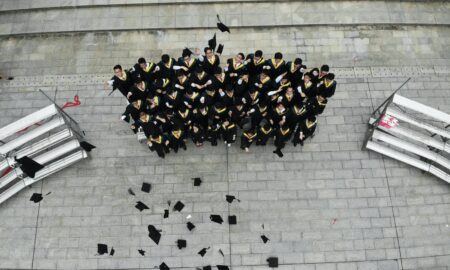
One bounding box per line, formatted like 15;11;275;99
228;215;237;225
164;209;169;218
267;257;278;268
141;182;151;193
182;48;193;58
30;193;43;203
97;243;108;255
198;247;210;257
187;221;196;231
138;249;145;256
216;14;230;33
177;239;187;249
208;34;217;52
110;247;115;256
225;195;240;203
148;225;161;244
173;201;185;212
192;177;202;186
203;266;212;270
15;156;44;178
128;188;136;196
80;141;96;152
217;265;229;270
210;214;223;224
135;201;149;212
261;235;270;244
160;262;170;270
216;44;224;55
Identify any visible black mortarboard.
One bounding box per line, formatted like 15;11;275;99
173;201;185;212
225;195;240;203
141;182;151;193
216;44;224;55
138;249;145;256
198;247;209;257
135;201;149;212
128;188;136;196
267;257;278;268
110;247;115;256
210;214;223;224
177;239;187;249
15;156;44;178
30;193;43;203
192;177;202;186
203;266;212;270
208;34;217;52
148;225;161;245
97;243;108;255
182;48;193;58
228;215;237;225
80;141;96;152
217;265;229;270
261;235;269;244
219;249;224;257
187;222;196;231
160;262;170;270
164;209;169;218
216;14;230;33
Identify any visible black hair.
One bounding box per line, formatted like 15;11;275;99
237;52;245;60
113;64;122;70
255;50;263;57
321;65;330;72
214;66;222;75
326;73;335;80
274;52;283;59
294;58;302;65
161;54;170;63
204;47;212;54
138;58;146;64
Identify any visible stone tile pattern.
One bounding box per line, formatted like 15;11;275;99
0;1;449;36
1;23;450;270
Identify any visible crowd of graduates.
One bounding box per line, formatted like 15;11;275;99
106;47;336;158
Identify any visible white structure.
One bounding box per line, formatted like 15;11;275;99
363;82;450;184
0;98;90;205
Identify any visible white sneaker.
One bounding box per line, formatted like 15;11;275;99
227;143;231;147
245;147;249;152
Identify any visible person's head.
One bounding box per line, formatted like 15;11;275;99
263;123;272;130
311;68;319;77
281;78;288;85
161;54;170;64
214;66;222;77
294;58;302;68
204;47;213;58
138;57;146;69
304;72;311;83
325;73;335;82
235;52;245;63
248;86;257;94
186;87;193;95
225;84;234;94
320;64;330;75
195;66;204;74
308;115;317;122
274;52;283;64
240;73;249;81
113;64;123;77
135;78;144;87
235;98;243;108
276;102;285;110
182;49;191;61
286;86;294;95
176;70;185;79
261;70;269;79
254;50;263;61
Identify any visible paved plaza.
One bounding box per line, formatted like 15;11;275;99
0;1;450;270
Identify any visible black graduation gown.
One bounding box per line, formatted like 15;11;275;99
150;78;172;96
219;92;235;108
301;81;317;99
207;124;221;146
240;130;257;150
111;71;133;98
249;104;269;129
190;72;211;92
256;125;274;146
164;91;183;111
254;75;276;95
122;99;145;123
200;89;218;107
173;76;191;94
246;57;266;79
269;107;289;127
221;123;237;144
129;83;151;102
229;105;246;128
157;58;177;79
288;104;310;130
210;74;229;91
226;58;247;84
183;91;201;109
284;62;303;88
193;107;210;129
265;59;287;79
131;62;157;84
279;92;301;109
211;106;229;125
135;114;156;137
235;79;249;98
168;130;186;153
309;96;328;115
200;55;220;76
175;108;193;129
148;135;167;158
177;57;199;76
316;80;336;98
293;118;317;146
190;126;205;145
274;126;292;150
